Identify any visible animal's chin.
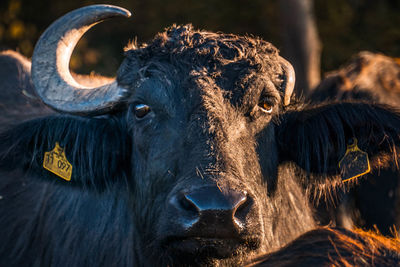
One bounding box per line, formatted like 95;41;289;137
161;236;261;261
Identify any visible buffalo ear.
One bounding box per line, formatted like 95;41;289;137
276;102;400;182
0;116;130;191
278;57;296;106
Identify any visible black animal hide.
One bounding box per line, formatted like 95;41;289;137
277;102;400;179
0;115;130;191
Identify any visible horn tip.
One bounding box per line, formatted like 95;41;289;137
100;4;132;18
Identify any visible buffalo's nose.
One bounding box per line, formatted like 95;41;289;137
171;186;252;236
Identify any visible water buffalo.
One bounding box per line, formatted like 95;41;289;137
1;5;400;266
311;51;400;105
0;50;52;130
310;52;400;236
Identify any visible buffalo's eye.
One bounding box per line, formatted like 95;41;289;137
258;101;273;114
134;104;151;119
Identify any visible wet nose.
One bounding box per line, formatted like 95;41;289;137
171;186;252;236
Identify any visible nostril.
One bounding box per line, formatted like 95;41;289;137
178;193;199;214
234;194;253;223
234;191;248;210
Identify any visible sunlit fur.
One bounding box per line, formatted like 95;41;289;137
1;25;400;266
310;52;400;235
248;227;400;266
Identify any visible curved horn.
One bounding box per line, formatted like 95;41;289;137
31;5;131;115
279;57;296;106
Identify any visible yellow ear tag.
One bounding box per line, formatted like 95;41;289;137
43;142;72;181
338;138;370;182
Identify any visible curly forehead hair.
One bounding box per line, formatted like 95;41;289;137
121;24;283;84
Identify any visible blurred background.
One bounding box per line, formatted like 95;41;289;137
0;0;399;94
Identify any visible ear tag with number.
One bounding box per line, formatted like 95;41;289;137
338;138;370;182
43;142;72;181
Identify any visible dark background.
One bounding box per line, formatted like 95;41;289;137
1;0;399;77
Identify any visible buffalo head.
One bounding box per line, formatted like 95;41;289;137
1;4;400;267
30;5;300;265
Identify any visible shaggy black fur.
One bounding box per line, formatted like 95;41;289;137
278;102;400;175
1;25;400;266
0;115;130;190
309;53;400;236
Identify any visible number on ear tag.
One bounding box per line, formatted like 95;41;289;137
43;142;73;181
338;138;370;182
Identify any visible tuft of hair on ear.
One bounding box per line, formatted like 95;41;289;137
276;101;400;196
0;114;131;192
